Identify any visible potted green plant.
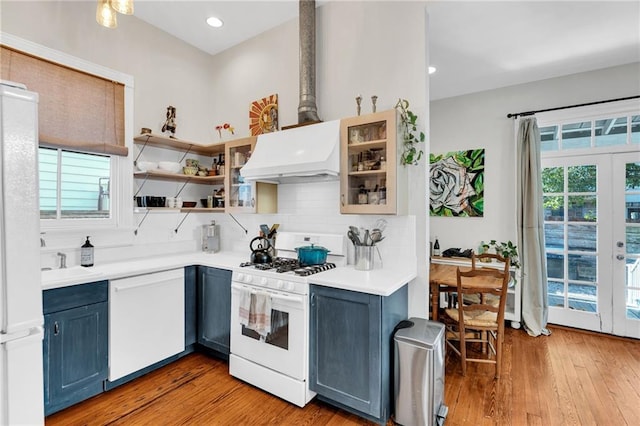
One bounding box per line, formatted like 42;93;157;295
488;240;520;270
395;98;425;165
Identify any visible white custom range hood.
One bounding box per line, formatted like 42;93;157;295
240;119;340;183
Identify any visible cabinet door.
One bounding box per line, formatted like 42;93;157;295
197;267;232;355
225;137;277;214
226;137;258;213
44;302;108;415
340;109;401;214
309;285;382;417
185;266;197;347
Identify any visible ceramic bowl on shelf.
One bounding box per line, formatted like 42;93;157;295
137;161;158;172
158;161;181;173
183;166;198;175
182;201;197;208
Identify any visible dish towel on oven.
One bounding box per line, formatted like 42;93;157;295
238;288;252;326
249;291;272;337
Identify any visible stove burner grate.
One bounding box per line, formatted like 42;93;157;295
294;263;336;276
240;259;336;276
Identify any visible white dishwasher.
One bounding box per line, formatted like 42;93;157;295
109;268;185;381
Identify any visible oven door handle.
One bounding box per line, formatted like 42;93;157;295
231;283;304;304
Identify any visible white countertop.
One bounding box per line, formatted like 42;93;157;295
42;251;414;296
309;264;416;296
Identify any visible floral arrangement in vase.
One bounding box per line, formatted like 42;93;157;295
215;123;235;139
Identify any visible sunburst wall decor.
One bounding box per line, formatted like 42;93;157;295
249;94;278;136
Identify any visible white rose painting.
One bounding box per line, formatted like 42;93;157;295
429;149;484;217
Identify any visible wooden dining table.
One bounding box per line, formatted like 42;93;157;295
429;262;504;321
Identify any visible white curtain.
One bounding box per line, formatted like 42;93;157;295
516;117;551;337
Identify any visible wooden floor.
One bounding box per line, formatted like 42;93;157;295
47;326;640;426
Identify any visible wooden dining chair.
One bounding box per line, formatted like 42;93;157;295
443;253;510;378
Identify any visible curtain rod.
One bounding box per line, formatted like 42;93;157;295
506;95;640;119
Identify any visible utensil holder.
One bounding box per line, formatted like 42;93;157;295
355;245;374;271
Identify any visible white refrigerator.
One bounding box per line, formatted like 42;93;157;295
0;81;45;425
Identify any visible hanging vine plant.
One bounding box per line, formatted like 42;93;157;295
395;98;425;165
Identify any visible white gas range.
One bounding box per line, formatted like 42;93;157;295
229;232;347;407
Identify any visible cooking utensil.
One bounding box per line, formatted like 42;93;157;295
267;223;280;238
370;229;383;244
373;219;387;232
347;230;361;246
260;224;270;237
295;244;330;266
250;236;272;264
364;229;370;246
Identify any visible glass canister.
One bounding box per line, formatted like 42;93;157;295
202;220;220;253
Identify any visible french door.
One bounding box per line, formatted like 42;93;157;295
542;152;640;338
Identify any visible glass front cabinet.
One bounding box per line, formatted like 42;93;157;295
225;137;277;214
340;109;406;214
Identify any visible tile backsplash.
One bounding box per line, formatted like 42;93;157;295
40;181;416;269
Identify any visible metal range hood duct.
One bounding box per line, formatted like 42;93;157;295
240;0;336;184
240;120;340;184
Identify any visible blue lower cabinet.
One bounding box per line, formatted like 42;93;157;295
197;266;232;356
43;281;108;416
185;266;197;347
309;284;408;425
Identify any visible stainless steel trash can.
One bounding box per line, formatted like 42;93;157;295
394;317;447;426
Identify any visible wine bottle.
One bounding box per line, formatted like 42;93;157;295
434;237;441;256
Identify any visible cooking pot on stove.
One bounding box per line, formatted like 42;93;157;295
250;236;272;264
295;244;330;266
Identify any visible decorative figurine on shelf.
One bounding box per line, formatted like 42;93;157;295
161;106;177;138
371;95;378;113
356;94;362;116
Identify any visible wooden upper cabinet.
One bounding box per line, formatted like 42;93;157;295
340;109;407;215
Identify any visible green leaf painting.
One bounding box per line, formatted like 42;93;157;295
429;148;485;217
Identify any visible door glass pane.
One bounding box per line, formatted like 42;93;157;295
568;195;596;222
544;196;564;221
265;310;288;349
568;283;597;312
542;166;564;192
627;226;640;254
548;281;565;307
568;254;596;282
545;223;564;250
540;125;559;151
241;309;289;350
595;117;627;147
631;115;640;144
547;253;564;279
568;165;596;192
626;257;640;319
568;224;596;252
562;121;591;149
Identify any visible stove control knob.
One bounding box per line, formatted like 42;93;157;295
260;277;268;286
276;280;284;289
244;274;253;283
236;273;244;282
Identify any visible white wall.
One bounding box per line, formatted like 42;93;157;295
429;62;640;253
2;1;429;316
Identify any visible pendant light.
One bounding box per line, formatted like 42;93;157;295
109;0;134;16
96;0;117;29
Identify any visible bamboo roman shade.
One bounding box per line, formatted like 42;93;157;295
1;46;127;156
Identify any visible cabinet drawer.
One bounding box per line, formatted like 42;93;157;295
43;280;108;314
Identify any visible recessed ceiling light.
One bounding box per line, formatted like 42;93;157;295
206;16;223;28
428;66;437;75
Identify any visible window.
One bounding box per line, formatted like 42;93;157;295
39;148;112;221
540;113;639;152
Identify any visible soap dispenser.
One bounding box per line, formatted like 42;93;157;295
81;236;94;267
